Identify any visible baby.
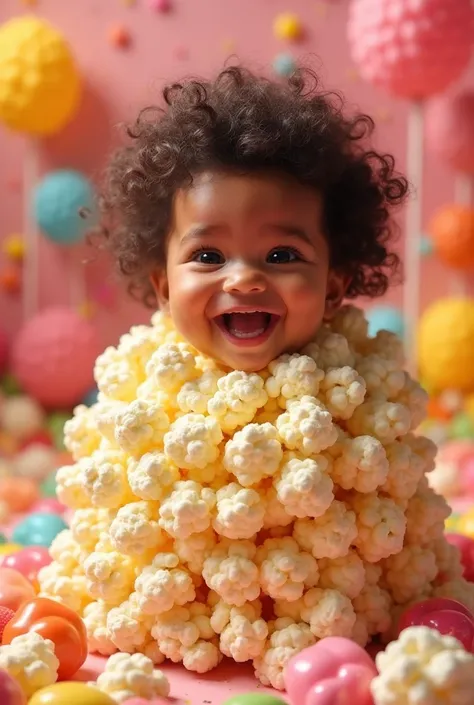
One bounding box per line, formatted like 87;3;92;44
99;65;406;370
39;66;474;692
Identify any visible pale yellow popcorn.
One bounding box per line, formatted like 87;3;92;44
48;529;84;570
254;618;315;691
151;603;215;662
349;493;407;563
256;537;319;601
64;404;102;460
217;606;268;663
276;395;337;455
299;587;357;639
213;482;265;539
331;435;389;493
429;537;463;582
70;508;115;550
0;632;59;698
382;439;426;501
405;480;450;546
96;652;170;703
159;480;216;539
372;626;474;705
81;450;131;509
293;501;357;559
84;550;136;605
38;562;90;612
83;601;118;656
363;329;404;364
115;399;170;457
134;553;195;616
223;423;283;486
319;366;366;420
146;342;198;393
275;454;334;518
261;486;294;529
383;545;438;604
208;370;268;431
331;304;369;349
356;354;405;400
127;452;179;501
174;527;218;574
177;369;224;414
318;550;366;599
106;595;150;652
55;461;90;509
266;354;324;408
203;540;260;606
393;372;429;430
94;347;139;403
164;413;223;469
405;433;437;474
110;501;166;556
303;328;356;370
353;583;392;636
346;400;411;443
117;325;161;374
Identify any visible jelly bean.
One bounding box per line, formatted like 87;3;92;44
223;697;287;705
398;596;474;633
0;545;22;556
28;683;115;705
12;512;67;548
3;597;88;680
0;567;35;611
0;669;26;705
31;499;66;515
1;547;52;583
0;478;39;512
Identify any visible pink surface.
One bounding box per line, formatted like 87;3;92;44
77;654;286;704
0;0;473;350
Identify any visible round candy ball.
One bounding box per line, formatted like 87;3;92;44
14;444;59;482
348;0;474;100
0;545;23;557
426;90;474;173
418;298;474;393
0;477;39;512
46;412;71;450
1;547;52;583
0;395;44;441
12;512;68;548
0;16;80;136
28;683;115;705
11;306;99;409
0;669;26;705
81;387;99;407
33;170;97;246
0;567;36;611
366;304;404;338
40;471;58;499
429;205;474;271
31;498;66;515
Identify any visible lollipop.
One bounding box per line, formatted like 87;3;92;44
429;205;474;271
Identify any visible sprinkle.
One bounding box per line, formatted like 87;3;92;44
148;0;172;11
2;234;25;262
221;38;236;53
273;52;297;77
77;300;96;319
108;24;132;49
273;13;304;41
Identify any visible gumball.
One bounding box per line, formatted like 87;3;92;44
12;512;68;548
0;669;26;705
28;683;115;705
223;697;287;705
0;606;15;640
398;597;474;650
18;429;53;450
0;477;39;512
31;499;66;515
446;533;474;582
1;547;52;583
0;567;35;610
0;545;22;557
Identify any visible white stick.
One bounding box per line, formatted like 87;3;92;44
403;101;424;373
451;174;473;296
23;138;40;321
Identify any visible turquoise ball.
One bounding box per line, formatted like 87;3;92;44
82;386;99;406
222;697;287;705
367;304;404;338
13;512;68;547
273;52;297;77
33;169;97;245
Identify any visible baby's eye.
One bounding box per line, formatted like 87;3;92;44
192;249;225;265
266;248;301;264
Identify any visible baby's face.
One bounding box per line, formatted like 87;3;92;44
152;170;348;371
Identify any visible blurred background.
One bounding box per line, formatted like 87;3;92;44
0;0;473;516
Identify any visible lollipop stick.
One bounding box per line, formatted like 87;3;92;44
23;138;40;321
451;174;472;296
403;101;424;372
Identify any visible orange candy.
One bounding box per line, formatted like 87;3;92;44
0;567;36;611
427;396;452;422
0;477;39;512
2;597;88;680
430;205;474;271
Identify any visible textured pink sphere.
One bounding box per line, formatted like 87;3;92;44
426;90;474;173
11;307;99;409
348;0;474;100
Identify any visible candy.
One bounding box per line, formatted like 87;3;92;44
12;513;68;548
285;637;377;705
398;597;474;651
446;533;474;582
1;547;52;584
0;568;36;610
0;669;26;705
2;597;88;680
0;607;15;640
28;683;115;705
0;478;38;512
0;546;22;557
31;499;66;516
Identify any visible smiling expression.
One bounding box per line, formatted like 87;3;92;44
151;170;349;371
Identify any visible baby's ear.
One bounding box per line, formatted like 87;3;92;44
150;269;170;312
323;270;352;321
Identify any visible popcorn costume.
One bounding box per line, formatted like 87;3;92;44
38;305;474;690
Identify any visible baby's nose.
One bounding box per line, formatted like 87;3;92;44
222;262;267;294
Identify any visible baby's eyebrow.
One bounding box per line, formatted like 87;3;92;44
266;223;313;246
180;224;224;243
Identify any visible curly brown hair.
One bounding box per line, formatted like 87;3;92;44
97;65;407;307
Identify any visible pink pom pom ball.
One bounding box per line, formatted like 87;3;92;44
11;307;99;409
426;90;474;173
348;0;474;100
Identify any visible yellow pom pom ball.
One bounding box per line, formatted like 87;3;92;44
418;298;474;393
0;15;81;135
273;13;303;41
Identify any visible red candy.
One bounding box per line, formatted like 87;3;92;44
398;597;474;652
1;547;52;584
0;607;15;641
0;669;26;705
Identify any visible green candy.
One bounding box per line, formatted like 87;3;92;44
222;696;287;705
449;412;474;441
40;471;58;498
46;411;71;450
0;373;22;396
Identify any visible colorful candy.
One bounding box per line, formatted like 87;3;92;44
12;512;67;548
0;478;38;512
446;533;474;582
398;597;474;651
0;567;35;611
28;683;115;705
285;637;377;705
0;545;22;557
2;597;88;679
31;499;66;516
1;547;52;583
0;606;15;640
0;669;26;705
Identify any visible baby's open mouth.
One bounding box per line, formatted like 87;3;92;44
215;311;280;340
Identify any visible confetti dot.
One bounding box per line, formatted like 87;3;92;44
273;53;297;77
108;24;132;49
419;235;434;257
273;13;304;41
0;266;21;294
2;235;25;262
345;66;359;82
149;0;172;10
221;38;236;53
77;300;96;320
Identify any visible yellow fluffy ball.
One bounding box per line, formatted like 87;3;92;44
0;16;81;135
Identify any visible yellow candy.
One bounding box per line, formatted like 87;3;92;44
273;13;303;41
456;513;474;539
445;515;460;532
0;543;22;555
2;234;25;261
28;682;116;705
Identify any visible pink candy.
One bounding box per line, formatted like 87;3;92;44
0;669;26;705
31;499;66;515
1;547;52;584
285;637;377;705
398;597;474;652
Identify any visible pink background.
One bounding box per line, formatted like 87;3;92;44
0;0;472;349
